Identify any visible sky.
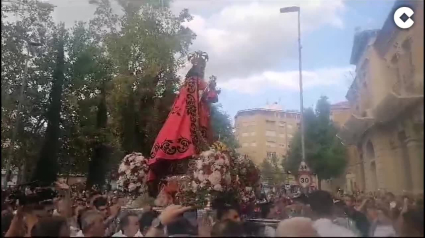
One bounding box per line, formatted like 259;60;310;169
46;0;396;120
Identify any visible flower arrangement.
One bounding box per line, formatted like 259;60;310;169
117;152;149;196
232;155;261;205
176;148;233;207
234;155;261;188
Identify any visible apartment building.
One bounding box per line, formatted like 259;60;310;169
234;103;301;165
337;0;424;194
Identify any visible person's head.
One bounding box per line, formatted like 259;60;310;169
385;192;395;202
139;210;158;235
31;216;70;237
344;195;355;208
120;213;140;237
77;207;90;230
401;208;424;237
216;205;241;222
167;217;197;236
276;217;318;237
211;219;245;237
92;196;108;218
81;210;105;237
89;192;102;208
308;190;334;218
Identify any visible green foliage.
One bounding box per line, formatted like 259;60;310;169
285;96;348;187
260;156;285;187
210;104;239;150
1;0;235;187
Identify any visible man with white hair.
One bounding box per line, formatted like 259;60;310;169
276;217;318;237
74;210;105;237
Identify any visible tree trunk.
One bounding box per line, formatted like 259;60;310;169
32;27;66;185
86;86;110;189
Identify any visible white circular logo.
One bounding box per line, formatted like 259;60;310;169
394;7;414;29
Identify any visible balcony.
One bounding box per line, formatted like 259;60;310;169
373;89;423;123
337;114;375;145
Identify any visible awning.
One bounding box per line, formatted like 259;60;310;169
337;114;375;145
373;91;423;123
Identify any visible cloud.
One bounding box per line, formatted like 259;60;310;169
218;66;355;94
173;0;346;80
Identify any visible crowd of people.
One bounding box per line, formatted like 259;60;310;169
1;182;423;237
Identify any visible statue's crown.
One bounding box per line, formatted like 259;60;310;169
188;51;208;67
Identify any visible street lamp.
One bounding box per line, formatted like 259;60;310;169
2;40;42;189
280;6;305;162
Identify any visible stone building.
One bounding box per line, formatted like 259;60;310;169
234;103;301;165
338;0;423;194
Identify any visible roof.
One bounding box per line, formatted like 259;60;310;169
349;29;379;65
235;108;300;118
331;101;350;110
374;0;419;58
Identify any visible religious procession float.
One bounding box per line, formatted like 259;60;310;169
116;51;262;216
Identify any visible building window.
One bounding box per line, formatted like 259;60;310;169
242;132;249;137
278;121;286;127
251;142;257;147
266;141;276;147
266;120;276;126
266;131;276;137
250;132;256;136
278;133;285;138
242;143;249;147
267;152;277;158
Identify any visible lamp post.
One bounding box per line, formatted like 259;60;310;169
2;40;42;189
280;6;305;162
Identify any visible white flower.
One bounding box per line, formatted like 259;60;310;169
130;163;136;169
208;171;221;186
192;181;198;191
118;164;128;173
245;187;252;192
128;183;137;191
216;158;225;166
213;184;223;191
198;173;206;182
196;160;203;169
135;155;145;162
224;158;230;166
125;169;131;175
193;171;199;179
201;150;214;158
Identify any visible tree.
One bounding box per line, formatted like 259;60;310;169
210;104;239;150
260;155;285;188
32;24;67;184
285;96;347;189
